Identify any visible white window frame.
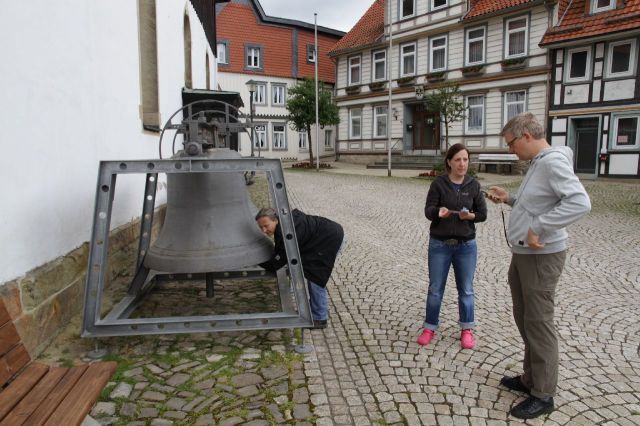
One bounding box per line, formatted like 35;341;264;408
373;105;388;138
253;83;266;105
503;90;527;125
401;0;415;18
465;27;486;65
432;0;448;11
348;56;361;85
605;39;637;78
216;42;228;64
591;0;616;13
307;45;316;63
254;124;267;149
349;108;362;138
246;46;261;69
565;46;592;83
504;16;529;58
324;129;333;148
272;84;286;106
465;95;485;134
429;35;448;72
372;50;387;81
298;131;308;150
272;123;286;149
610;113;640;150
400;42;417;76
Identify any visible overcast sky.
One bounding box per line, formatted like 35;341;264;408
259;0;373;33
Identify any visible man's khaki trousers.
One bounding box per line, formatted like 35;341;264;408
508;250;567;399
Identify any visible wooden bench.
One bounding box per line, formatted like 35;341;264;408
475;153;519;174
0;299;116;426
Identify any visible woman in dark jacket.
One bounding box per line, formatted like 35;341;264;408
417;143;487;349
256;207;344;329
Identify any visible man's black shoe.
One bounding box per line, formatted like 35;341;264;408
312;319;327;329
500;375;530;394
510;396;554;419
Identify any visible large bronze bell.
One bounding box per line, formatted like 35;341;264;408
144;148;273;273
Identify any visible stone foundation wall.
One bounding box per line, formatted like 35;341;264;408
0;208;165;357
335;154;393;165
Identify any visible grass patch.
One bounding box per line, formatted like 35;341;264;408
256;350;302;370
57;358;74;368
99;384;115;401
102;354;136;383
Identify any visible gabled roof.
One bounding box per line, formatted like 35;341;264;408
328;0;385;56
216;0;344;37
463;0;537;20
541;0;640;45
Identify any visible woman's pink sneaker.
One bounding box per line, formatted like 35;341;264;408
461;329;475;349
417;329;435;346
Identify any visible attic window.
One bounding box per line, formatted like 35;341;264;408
591;0;615;13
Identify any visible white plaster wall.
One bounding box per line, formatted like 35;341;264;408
217;72;337;160
603;79;636;101
609;153;640;174
564;84;590;103
0;1;218;285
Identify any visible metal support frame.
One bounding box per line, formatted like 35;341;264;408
82;157;313;337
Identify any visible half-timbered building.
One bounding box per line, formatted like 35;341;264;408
541;0;640;177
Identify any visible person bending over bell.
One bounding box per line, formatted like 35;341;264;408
255;207;344;329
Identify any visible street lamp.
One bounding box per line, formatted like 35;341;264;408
245;79;257;157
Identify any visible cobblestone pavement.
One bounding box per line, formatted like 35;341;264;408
284;171;640;426
67;169;639;425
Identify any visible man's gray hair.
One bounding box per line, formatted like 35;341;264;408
501;112;545;139
255;207;278;221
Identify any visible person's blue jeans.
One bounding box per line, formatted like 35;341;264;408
423;238;477;331
308;236;346;321
308;280;328;321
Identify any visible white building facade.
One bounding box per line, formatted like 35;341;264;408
330;0;551;160
215;0;344;162
0;0;222;349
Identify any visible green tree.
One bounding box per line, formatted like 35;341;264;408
424;82;466;150
286;78;339;165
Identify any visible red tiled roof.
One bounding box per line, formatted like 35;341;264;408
217;3;340;82
541;0;640;45
463;0;536;20
329;0;385;56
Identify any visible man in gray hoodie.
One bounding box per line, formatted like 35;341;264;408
487;112;591;420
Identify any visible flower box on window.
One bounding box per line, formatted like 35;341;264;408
461;65;485;77
368;81;386;91
345;85;361;95
426;72;446;83
501;57;528;71
396;76;416;86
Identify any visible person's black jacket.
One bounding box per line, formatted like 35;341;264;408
424;175;487;240
260;209;344;287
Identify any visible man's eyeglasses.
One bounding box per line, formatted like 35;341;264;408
506;136;519;148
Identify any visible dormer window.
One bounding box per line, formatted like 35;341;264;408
591;0;615;13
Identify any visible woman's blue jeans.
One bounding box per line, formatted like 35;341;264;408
308;281;328;321
424;238;477;331
308;236;346;321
